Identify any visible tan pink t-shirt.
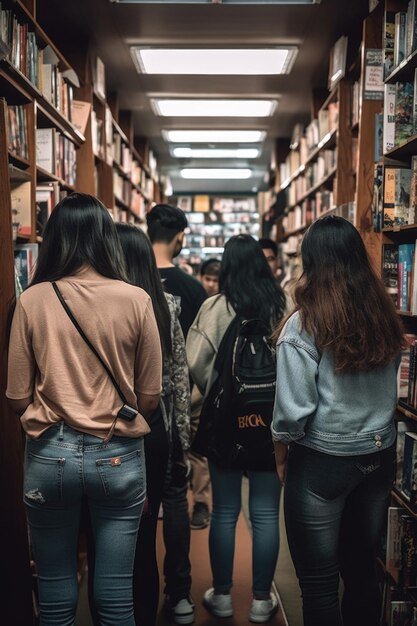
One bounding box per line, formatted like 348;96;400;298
6;267;162;440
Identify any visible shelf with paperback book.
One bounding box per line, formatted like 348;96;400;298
174;195;258;268
0;0;81;127
69;59;156;223
276;64;356;244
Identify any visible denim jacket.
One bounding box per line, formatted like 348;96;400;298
271;312;397;456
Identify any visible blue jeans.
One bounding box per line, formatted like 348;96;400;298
284;443;396;626
24;422;146;626
208;462;281;597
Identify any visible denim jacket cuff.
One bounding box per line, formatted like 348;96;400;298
271;430;305;444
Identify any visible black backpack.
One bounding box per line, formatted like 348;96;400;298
191;316;277;471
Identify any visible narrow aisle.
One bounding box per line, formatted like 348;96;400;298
156;513;287;626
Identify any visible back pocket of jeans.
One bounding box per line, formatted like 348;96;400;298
95;448;145;501
24;453;66;505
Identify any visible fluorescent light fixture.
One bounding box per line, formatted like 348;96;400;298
131;48;298;75
172;147;260;159
163;130;266;143
152;99;277;117
180;168;252;179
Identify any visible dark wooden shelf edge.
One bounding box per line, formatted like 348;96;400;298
384;134;417;159
321;84;339;111
9;163;31;181
383;223;417;233
391;488;417;521
8;151;30;168
1;60;85;146
397;400;417;420
36;166;76;191
385;48;417;84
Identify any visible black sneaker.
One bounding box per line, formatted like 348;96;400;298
190;503;210;530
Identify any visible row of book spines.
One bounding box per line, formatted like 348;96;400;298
383;80;416;153
386;508;417;589
382;162;417;228
381;242;417;313
36;128;76;186
283;191;334;231
0;7;74;123
7;104;27;159
383;4;417;80
280;103;339;181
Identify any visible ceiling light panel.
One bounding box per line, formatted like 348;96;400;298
163;130;266;143
180;168;252;179
172;147;260;158
152;99;277;117
132;48;298;75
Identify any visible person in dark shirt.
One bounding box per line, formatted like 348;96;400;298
146;203;206;625
147;204;206;338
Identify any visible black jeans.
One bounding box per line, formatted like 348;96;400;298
133;414;169;626
162;449;192;604
284;442;395;626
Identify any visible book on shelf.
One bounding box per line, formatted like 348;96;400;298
193;195;210;213
394;12;407;67
395;81;414;147
375;113;383;163
91;110;104;159
178;197;193;212
36;128;57;174
410;156;417;225
35;182;66;236
383;11;396;79
36;128;77;185
383;243;399;306
71;100;91;136
373;163;384;232
328;35;348;91
384;84;396;154
7;104;28;160
383;167;414;228
402;432;417;503
390;600;414;625
398;243;414;311
14;243;38;292
386;507;407;583
11;180;31;238
93;56;106;100
396;423;412;493
401;514;417;587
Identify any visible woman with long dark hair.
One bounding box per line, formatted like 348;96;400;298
6;194;162;626
186;234;286;624
272;216;404;626
115;223;191;626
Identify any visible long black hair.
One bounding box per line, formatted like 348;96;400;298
274;215;404;371
220;234;286;325
116;223;172;357
31;193;127;285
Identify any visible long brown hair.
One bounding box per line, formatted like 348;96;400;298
273;216;404;372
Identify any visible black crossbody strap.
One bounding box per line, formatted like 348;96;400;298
52;282;127;404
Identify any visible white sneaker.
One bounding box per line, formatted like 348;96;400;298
249;594;278;623
203;588;233;618
171;597;195;625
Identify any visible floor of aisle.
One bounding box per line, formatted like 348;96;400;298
156;481;302;626
75;483;302;626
